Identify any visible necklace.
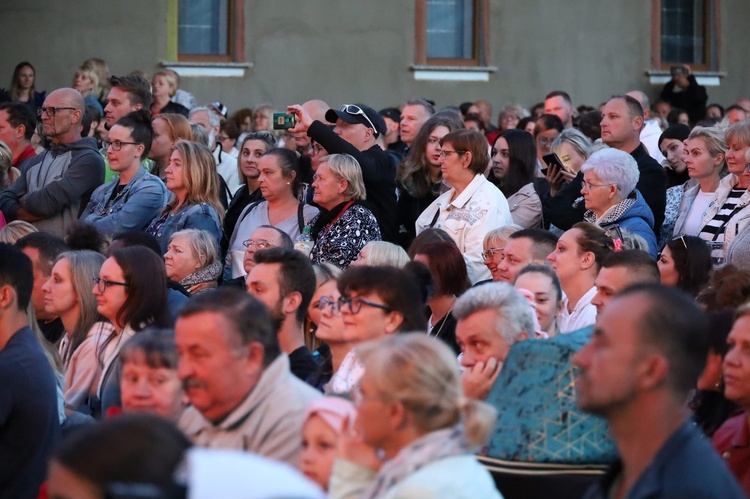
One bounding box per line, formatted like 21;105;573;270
428;308;453;339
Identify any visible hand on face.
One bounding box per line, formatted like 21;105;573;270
461;357;501;400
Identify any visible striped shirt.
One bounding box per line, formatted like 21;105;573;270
700;188;746;242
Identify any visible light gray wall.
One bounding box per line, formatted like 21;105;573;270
1;0;748;119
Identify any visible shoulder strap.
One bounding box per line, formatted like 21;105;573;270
236;200;263;227
297;202;305;233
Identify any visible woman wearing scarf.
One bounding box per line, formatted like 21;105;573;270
164;229;222;295
329;334;501;498
310;154;380;269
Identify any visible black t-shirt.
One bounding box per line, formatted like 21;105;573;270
288;345;319;383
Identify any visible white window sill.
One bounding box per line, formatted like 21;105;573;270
161;61;253;78
410;65;497;82
646;70;726;86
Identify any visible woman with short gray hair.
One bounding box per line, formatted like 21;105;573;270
580;148;657;255
164;229;222;295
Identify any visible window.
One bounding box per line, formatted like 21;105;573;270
176;0;244;62
416;0;489;67
651;0;719;71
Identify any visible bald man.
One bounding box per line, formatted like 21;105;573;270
0;88;104;237
292;99;330;150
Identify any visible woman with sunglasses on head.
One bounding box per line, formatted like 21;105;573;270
416;129;513;284
146;139;224;255
90;246;171;418
81;110;168;237
396;113;464;248
657;235;713;298
330;334;500;499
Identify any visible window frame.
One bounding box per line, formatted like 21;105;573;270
415;0;490;67
173;0;245;63
650;0;720;72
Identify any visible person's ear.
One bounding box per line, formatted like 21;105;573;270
283;291;302;316
580;251;596;271
383;310;404;334
0;284;15;310
636;353;669;391
338;178;349;195
461;151;473;169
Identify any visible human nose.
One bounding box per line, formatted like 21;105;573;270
572;343;590;369
177;359;193;381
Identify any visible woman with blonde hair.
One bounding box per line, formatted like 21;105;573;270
0;140;20;192
72;65;102;113
252;104;275;133
351;241;410;268
310;153;380;268
0;220;37;243
164;229;222;295
150;70;189;118
148;113;193;181
330;334;500;498
146;140;223;253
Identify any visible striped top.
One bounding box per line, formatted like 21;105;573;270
699;188;746;242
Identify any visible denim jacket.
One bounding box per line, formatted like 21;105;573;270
146;201;222;254
80;168;169;236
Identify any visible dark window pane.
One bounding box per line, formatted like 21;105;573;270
427;0;474;59
661;0;705;64
179;0;229;55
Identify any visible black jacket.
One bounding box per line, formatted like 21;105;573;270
659;74;708;124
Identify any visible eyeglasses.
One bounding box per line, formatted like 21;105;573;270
37;106;76;118
439;149;466;158
581;181;614;191
307;143;322;156
93;277;128;293
536;136;555;146
481;247;504;260
317;296;341;315
340;104;379;136
242;239;276;250
102;140;141;151
218;135;231;142
336;295;391;315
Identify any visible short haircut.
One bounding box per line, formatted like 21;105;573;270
439;129;490;174
534;114;564;136
114;109;154;159
170;229;219;268
0;243;33;311
253;247;316;324
253;225;293;250
119;328;178;370
0;102;36;140
178;288;280;365
581;147;640;195
320;153;367;201
726;104;748;115
15;232;68;276
618;284;711;398
483;224;523;249
508;228;558;261
725;120;750;149
109;74;152;110
189;106;221;128
404;98;436;116
453;282;535;344
610;94;644;120
545;90;572;105
413;240;469;296
359;241;410;268
551;128;593;161
601;250;660;284
152;70;177;97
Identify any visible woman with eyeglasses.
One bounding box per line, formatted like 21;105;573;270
146;140;224;255
309;153;380;269
325;264;430;395
488;129;542;229
89;246;171;418
164;229;222;295
224;148;318;278
81;110;168;237
41;250;110;413
330;334;500;498
579;147;657;256
147;113;193;181
396;113;464;248
221;131;277;256
657;235;713;298
416;129;512;284
481;224;523;282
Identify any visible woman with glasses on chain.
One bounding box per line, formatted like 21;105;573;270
88;246;171;418
81;110;168;236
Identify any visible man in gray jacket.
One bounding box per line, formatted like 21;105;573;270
0;88;104;237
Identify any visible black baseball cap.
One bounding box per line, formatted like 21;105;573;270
325;104;386;137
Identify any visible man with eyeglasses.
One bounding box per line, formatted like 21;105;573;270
0;88;104;238
287;102;398;243
221;225;293;289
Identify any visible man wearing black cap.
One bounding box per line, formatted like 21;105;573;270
379;107;407;157
288;103;398;243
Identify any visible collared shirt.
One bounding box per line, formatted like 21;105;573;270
584;421;745;499
713;412;750;496
556;286;597;334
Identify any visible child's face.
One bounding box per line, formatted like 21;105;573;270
299;414;339;490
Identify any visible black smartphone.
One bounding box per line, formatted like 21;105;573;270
542;152;567;173
272;112;296;130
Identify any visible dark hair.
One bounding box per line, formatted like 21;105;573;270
10;61;36;102
699;264;750;311
705;103;725;118
114;109;154;159
253;247;316;324
0;243;33;310
609;94;644;120
405;98;436;116
0;102;36;140
407;227;454;259
178;288;280;366
571;222;615;271
110;230;162;257
619;284;710;398
413;241;468;296
65;221;108;253
439;129;490;174
109;74;153;110
601;249;660;284
398;113;465;198
230;107;253;129
120;328;177;369
220;119;240;141
254;224;293;250
516;263;563;305
463;113;486;133
545;90;572;105
15;232;68;276
459;101;474;117
490;129;536;197
508;228;559;261
665;235;712;297
578;111;603;141
240;130;277;152
51;413;190;495
667;107;689;126
726;104;746;114
110;246;171;331
533;114;564;137
338;265;430;332
262;148;304;197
